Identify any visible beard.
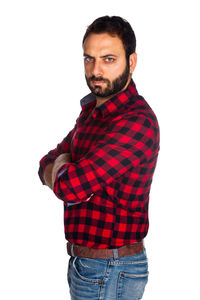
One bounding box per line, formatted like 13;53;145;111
85;63;130;98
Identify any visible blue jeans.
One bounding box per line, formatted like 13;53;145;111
67;248;148;300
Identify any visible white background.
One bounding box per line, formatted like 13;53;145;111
0;0;200;299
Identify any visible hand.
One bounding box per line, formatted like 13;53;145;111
51;153;71;188
84;193;94;202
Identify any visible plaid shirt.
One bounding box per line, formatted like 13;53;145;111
38;79;160;249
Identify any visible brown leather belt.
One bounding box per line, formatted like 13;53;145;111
67;241;144;259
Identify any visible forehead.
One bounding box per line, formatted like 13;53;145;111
83;33;125;56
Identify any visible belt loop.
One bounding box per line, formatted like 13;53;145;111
71;243;75;257
113;248;119;260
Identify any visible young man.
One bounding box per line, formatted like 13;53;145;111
38;16;160;300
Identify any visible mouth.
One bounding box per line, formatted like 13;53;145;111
92;81;105;86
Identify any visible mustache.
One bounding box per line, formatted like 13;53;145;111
88;76;109;83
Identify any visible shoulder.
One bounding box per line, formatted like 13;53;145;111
109;94;159;131
127;95;158;122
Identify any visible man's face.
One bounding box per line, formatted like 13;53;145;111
83;33;130;98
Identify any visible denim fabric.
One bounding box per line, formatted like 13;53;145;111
67;249;148;300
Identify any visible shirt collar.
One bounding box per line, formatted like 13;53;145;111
80;79;138;118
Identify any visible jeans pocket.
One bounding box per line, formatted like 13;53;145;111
73;257;106;283
117;260;149;300
118;272;148;300
68;257;104;299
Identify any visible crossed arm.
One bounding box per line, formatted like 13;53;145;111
40;114;159;205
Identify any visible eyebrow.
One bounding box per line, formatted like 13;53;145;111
83;53;118;58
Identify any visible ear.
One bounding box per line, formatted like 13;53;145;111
129;53;137;73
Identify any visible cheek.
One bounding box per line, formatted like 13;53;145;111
84;63;92;75
105;63;126;79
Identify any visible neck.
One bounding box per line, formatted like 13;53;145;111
95;75;132;107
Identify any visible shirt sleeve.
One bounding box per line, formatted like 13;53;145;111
38;125;76;184
53;115;159;203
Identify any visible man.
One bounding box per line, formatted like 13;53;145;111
38;16;159;300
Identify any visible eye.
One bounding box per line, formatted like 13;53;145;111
84;57;94;63
105;57;115;63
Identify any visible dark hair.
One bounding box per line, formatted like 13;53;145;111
82;16;136;60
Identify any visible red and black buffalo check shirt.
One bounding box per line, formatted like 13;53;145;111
38;79;160;249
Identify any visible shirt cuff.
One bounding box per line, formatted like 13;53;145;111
57;166;69;178
54;164;81;207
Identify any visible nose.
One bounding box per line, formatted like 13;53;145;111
92;60;103;77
